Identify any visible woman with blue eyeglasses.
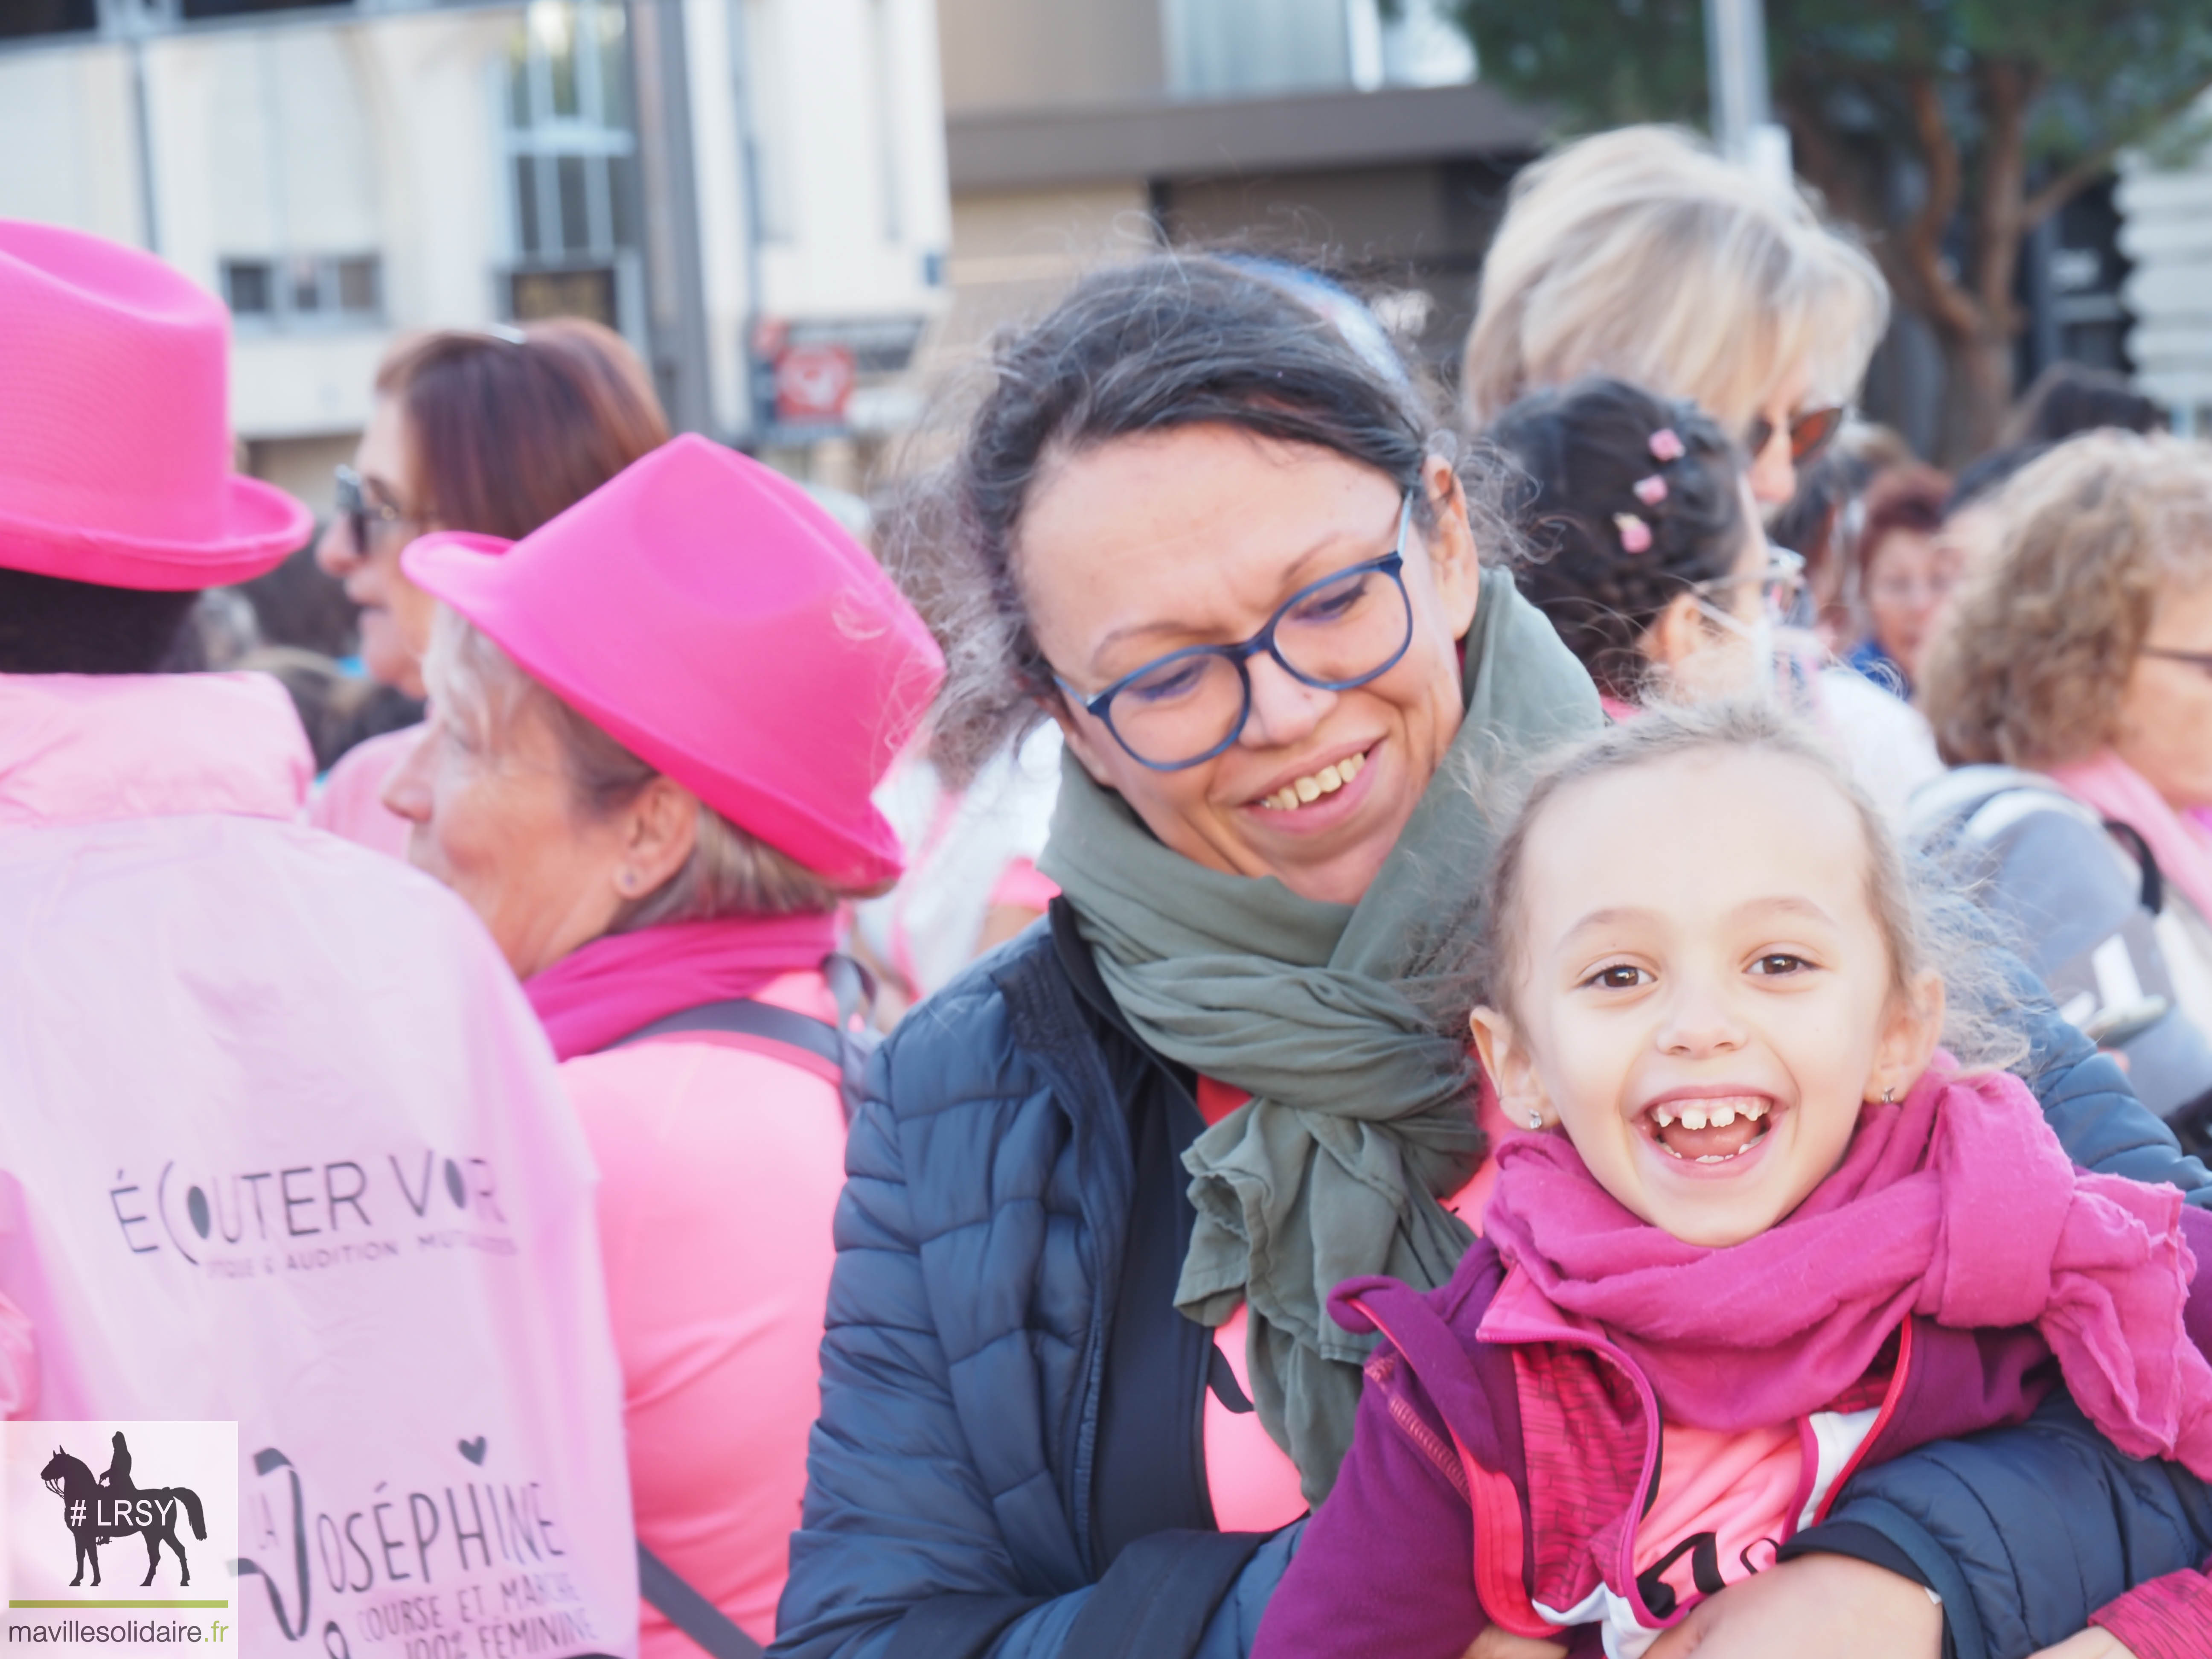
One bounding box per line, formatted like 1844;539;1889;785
772;257;2212;1659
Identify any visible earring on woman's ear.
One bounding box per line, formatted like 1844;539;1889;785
1882;1085;1896;1104
1526;1109;1544;1131
617;870;638;895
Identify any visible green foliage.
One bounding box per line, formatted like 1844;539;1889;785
1445;0;2212;164
1443;0;1707;131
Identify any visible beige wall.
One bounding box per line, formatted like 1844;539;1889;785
936;0;1164;114
0;42;143;244
932;182;1154;363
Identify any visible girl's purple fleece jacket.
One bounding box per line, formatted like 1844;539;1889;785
1253;1071;2212;1659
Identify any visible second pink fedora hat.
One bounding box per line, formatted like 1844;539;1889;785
404;434;946;891
0;220;312;591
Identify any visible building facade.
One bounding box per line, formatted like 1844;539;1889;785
0;0;952;510
2120;100;2212;437
931;0;1542;382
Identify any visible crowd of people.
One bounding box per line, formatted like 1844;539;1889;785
6;116;2212;1659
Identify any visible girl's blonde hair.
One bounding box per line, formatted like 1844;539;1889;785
1920;431;2212;771
1468;700;2026;1072
1462;127;1889;431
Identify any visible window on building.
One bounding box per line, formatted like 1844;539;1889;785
503;0;640;332
1163;0;1473;98
223;255;381;327
181;0;350;17
742;0;795;243
1164;0;1350;98
0;0;96;39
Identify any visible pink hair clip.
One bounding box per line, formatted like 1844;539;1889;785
1614;512;1653;553
1648;428;1685;462
1633;474;1669;506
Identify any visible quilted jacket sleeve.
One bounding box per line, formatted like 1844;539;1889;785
1805;1391;2212;1659
771;1043;1094;1659
2011;948;2212;1203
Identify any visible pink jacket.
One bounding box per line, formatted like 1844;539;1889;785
308;721;419;857
559;973;849;1654
0;672;638;1655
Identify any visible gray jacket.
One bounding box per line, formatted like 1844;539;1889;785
1909;764;2212;1123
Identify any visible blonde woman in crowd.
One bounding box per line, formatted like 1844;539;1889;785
1463;126;1885;510
1461;125;1937;812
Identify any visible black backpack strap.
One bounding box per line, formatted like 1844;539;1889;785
637;1542;765;1659
612;997;845;1070
605;954;879;1123
2102;819;2167;916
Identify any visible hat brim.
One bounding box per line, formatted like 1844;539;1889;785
0;473;315;591
405;528;911;890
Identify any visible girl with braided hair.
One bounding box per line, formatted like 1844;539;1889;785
1488;377;1942;818
1488;379;1767;711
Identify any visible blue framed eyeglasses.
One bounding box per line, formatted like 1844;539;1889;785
1053;494;1418;771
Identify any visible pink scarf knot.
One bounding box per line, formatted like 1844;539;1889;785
1485;1065;2212;1474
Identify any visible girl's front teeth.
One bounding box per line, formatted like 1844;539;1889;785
1260;749;1366;811
1650;1098;1770;1131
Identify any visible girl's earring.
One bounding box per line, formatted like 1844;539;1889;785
1881;1085;1896;1104
1526;1109;1544;1131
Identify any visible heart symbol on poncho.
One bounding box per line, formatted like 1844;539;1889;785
458;1437;487;1465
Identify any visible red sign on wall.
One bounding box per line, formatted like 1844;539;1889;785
773;343;857;425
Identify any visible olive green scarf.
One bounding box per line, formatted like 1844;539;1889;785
1039;567;1601;1502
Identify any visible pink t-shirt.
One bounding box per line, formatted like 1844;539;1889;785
308;722;419;858
1634;1421;1801;1598
1190;1076;1502;1534
559;971;848;1653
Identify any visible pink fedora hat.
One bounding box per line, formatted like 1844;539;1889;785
0;220;312;591
404;433;946;890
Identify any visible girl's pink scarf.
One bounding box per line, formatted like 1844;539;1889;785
2048;749;2212;925
1485;1065;2212;1475
524;912;837;1061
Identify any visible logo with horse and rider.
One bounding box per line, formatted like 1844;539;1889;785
3;1418;238;1627
41;1434;208;1589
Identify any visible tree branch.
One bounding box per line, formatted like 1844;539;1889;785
1903;72;1981;339
1972;58;2037;332
2021;68;2212;227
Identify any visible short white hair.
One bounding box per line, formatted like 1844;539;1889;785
422;605;848;926
1463;126;1890;431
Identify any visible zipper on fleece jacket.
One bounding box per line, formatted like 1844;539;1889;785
1473;1267;1922;1638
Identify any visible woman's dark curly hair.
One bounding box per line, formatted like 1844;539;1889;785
1486;377;1748;699
885;252;1510;783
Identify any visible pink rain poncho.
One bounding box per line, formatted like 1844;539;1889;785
0;672;638;1659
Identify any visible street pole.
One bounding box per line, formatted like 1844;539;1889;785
627;0;716;437
1703;0;1792;188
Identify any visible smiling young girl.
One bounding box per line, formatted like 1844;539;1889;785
1252;701;2212;1659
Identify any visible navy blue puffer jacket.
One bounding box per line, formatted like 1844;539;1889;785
774;905;2212;1659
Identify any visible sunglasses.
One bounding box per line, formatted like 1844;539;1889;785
1745;404;1848;466
333;464;415;555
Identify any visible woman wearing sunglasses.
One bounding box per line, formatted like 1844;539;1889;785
1918;431;2212;1135
1461;125;1872;509
772;257;2212;1659
309;318;667;854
